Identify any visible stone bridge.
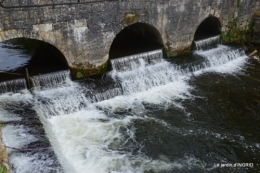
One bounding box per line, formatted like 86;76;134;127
0;0;259;77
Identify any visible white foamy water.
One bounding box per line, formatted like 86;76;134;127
0;90;63;173
96;80;191;112
1;42;250;173
2;125;38;149
47;111;173;173
0;106;21;122
32;78;189;172
9;152;63;173
194;45;248;75
0;91;33;122
109;61;183;95
101;45;248;111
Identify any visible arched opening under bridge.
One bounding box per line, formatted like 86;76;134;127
109;22;164;59
194;16;222;41
0;38;68;82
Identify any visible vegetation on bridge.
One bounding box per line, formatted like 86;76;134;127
222;17;254;45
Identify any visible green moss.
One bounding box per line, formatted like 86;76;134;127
76;72;84;79
221;18;254;45
164;41;191;58
179;46;191;55
254;12;260;17
237;0;241;8
0;149;8;173
0;164;7;173
164;47;192;58
165;49;178;57
123;12;139;25
164;41;178;58
70;61;108;79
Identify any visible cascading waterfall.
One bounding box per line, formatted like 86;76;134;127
194;35;221;50
107;45;247;101
31;70;71;89
109;49;164;72
0;78;27;93
0;70;71;94
88;87;123;103
108;49;185;98
0;91;63;173
193;45;248;74
85;49;166;102
1;38;252;173
180;46;247;75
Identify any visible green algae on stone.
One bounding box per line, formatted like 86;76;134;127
70;62;108;79
123;12;139;25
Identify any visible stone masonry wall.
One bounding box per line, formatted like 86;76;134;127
0;0;260;77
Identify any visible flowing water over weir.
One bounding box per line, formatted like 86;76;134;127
31;70;71;89
0;78;27;94
109;49;164;72
1;38;260;173
194;35;221;50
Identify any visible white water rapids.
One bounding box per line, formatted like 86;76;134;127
0;43;249;173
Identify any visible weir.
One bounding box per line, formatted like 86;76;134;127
0;70;70;94
109;49;164;72
196;47;246;67
0;43;254;173
88;87;123;103
30;70;71;89
181;46;247;74
194;35;221;51
0;78;27;93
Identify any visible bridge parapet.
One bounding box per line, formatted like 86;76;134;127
0;0;113;8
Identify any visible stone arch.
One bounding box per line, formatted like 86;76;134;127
0;36;69;79
191;8;222;41
109;22;164;59
0;27;69;66
194;16;222;41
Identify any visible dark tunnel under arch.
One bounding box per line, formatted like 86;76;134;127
0;38;69;82
109;22;165;59
194;16;222;41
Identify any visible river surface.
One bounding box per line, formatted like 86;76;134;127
0;38;260;173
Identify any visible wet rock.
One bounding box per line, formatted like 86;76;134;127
252;14;260;45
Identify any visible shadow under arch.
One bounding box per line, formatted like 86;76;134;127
0;38;69;82
194;16;222;41
109;22;164;59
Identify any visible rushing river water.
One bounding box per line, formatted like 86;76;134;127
0;37;260;173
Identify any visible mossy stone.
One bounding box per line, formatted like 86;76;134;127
76;72;84;79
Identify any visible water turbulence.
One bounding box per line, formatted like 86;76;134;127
1;36;260;173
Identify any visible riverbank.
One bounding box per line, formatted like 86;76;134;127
0;127;10;173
